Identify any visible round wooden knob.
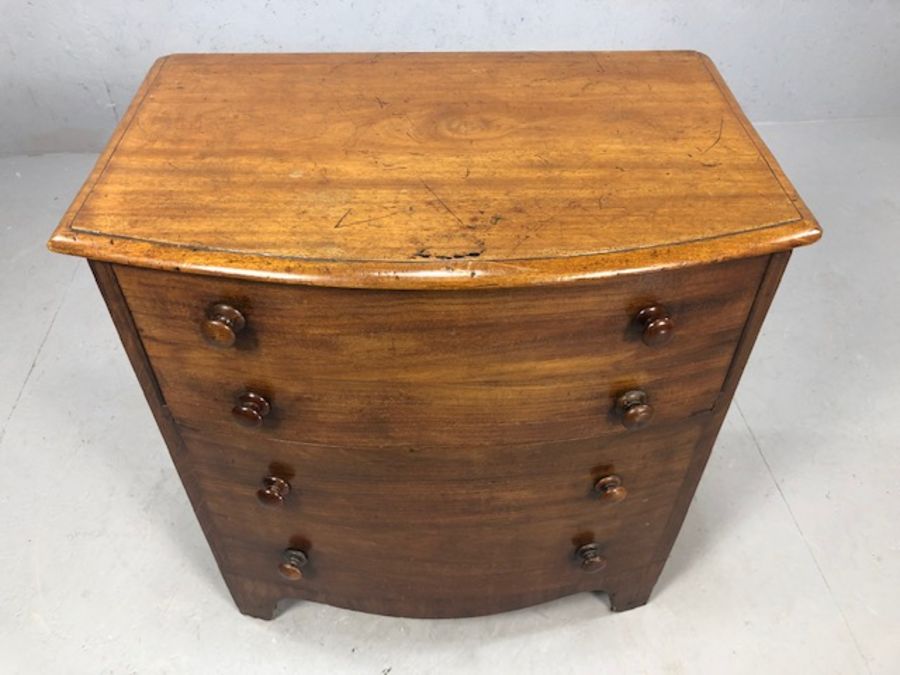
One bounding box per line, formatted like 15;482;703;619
636;305;674;346
615;389;653;430
232;391;271;427
575;543;607;573
278;548;308;581
594;474;627;503
201;303;246;347
257;476;291;507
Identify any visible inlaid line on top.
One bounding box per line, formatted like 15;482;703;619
70;215;806;265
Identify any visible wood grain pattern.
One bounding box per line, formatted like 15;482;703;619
179;417;704;618
88;262;249;613
115;255;766;449
48;52;820;289
635;251;794;601
50;53;821;621
86;228;803;621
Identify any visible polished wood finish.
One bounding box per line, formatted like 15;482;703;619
278;549;309;581
256;476;291;508
177;416;703;617
86;261;240;611
593;475;627;503
576;544;608;573
231;391;271;428
50;53;820;621
201;303;246;348
636;305;675;347
48;52;819;289
114;256;766;448
642;251;795;601
615;389;654;430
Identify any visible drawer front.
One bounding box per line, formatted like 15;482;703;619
116;256;764;448
180;416;704;617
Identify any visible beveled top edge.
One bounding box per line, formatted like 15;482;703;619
49;218;820;290
48;51;821;289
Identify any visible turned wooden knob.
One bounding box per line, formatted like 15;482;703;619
257;476;291;507
636;304;674;346
232;391;271;427
201;303;246;347
575;543;607;573
594;474;627;503
278;548;308;581
615;389;653;430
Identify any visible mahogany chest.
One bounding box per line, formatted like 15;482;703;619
48;52;820;619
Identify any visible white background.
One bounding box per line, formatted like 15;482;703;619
2;0;900;155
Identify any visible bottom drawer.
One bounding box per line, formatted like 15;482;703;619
181;417;707;617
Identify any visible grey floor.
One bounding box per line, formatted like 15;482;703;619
1;117;898;674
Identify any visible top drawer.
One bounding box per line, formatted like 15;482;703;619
115;256;766;448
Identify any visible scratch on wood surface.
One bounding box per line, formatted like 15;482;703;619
336;210;399;228
421;180;464;226
400;114;422;142
334;208;352;228
701;117;724;154
509;219;551;253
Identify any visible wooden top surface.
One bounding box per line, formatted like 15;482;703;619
49;51;819;289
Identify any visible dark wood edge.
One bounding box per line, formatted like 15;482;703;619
648;251;791;570
88;260;239;604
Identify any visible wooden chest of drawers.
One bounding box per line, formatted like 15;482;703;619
48;52;820;619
